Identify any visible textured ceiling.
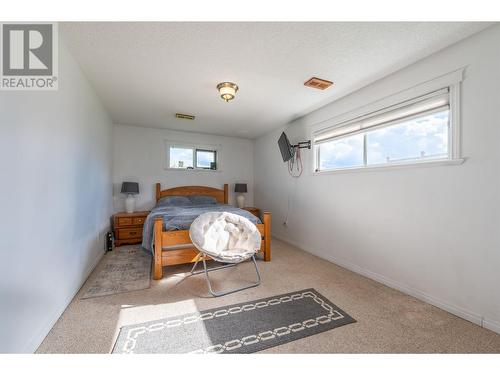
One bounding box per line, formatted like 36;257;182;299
61;22;491;138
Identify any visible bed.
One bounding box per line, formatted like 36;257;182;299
143;183;271;280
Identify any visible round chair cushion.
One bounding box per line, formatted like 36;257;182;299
189;211;262;263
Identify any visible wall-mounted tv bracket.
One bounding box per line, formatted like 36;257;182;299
291;140;311;150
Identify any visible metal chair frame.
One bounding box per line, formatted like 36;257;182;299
187;252;261;297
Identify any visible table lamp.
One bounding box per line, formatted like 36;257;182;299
234;183;247;208
121;182;139;213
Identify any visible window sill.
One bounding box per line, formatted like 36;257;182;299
313;157;465;175
164;167;221;173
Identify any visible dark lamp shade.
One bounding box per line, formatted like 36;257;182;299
234;183;247;193
121;182;139;194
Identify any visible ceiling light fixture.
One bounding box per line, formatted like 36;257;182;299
217;82;238;102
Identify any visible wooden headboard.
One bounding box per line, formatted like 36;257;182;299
155;183;228;204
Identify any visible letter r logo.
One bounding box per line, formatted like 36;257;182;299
2;24;53;76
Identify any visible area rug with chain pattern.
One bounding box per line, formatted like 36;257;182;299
112;288;355;353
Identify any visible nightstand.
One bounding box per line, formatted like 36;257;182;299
112;211;149;247
242;207;260;219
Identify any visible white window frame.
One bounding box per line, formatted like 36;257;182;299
164;140;221;172
310;68;466;174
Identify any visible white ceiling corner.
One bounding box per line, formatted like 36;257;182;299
61;22;492;139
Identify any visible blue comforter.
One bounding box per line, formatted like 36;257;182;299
141;204;261;253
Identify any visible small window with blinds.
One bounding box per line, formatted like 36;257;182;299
314;88;452;172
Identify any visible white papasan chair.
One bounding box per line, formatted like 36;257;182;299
188;211;262;296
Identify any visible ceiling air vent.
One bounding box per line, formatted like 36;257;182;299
175;113;195;120
304;77;333;90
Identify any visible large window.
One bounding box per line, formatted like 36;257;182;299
314;88;455;172
167;143;218;170
317;134;364;170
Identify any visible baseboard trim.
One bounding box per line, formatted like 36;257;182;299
483;319;500;335
272;234;488;330
23;246;106;353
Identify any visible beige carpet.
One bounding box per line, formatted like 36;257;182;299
37;239;500;353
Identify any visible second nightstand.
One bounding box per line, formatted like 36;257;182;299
242;207;260;219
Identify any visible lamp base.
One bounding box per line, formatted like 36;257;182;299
125;194;136;213
236;194;245;209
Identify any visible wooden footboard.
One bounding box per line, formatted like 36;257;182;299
153;212;271;280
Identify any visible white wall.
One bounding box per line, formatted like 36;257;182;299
254;25;500;333
112;125;254;211
0;38;113;353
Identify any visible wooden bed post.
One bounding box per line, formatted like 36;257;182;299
263;212;271;261
156;183;161;203
153;217;163;279
223;184;228;204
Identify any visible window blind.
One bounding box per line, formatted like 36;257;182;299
314;88;450;144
